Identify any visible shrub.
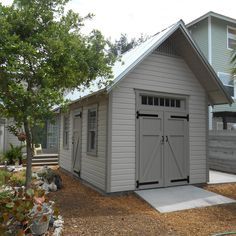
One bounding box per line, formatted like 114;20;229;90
0;170;11;186
0;187;57;235
3;144;25;165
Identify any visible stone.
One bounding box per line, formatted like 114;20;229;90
54;174;62;189
41;182;50;192
34;180;44;186
49;182;57;192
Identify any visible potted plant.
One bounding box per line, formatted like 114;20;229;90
29;201;53;235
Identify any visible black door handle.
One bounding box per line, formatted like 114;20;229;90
161;136;164;144
166;136;168;142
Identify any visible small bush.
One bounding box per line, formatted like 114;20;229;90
3;144;25;165
0;170;11;186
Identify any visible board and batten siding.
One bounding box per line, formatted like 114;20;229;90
80;98;107;191
109;52;207;192
188;18;209;61
59;97;108;191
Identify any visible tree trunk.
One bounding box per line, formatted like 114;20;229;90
24;120;33;189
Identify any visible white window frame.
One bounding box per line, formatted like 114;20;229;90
63;115;69;149
227;26;236;50
218;72;235;98
87;107;97;155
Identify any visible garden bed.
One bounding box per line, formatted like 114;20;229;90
49;169;236;236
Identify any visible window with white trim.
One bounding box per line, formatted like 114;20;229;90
87;108;97;154
63;116;69;149
218;72;234;97
227;26;236;50
141;95;183;108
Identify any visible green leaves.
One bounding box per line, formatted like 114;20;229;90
0;0;115;188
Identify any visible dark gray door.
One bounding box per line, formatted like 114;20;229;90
164;111;189;186
138;111;164;188
72;112;82;174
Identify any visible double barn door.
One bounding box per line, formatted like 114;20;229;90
137;109;189;189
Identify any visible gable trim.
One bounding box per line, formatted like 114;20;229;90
187;11;236;28
107;22;181;92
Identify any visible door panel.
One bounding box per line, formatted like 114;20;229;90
164;112;188;186
138;111;163;188
72;114;82;173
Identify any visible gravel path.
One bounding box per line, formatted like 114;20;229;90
49;169;236;236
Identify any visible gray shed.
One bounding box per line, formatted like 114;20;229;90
58;20;232;193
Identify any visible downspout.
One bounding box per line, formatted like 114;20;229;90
208;16;213;130
207;16;212;183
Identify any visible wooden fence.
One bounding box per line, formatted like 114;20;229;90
209;130;236;174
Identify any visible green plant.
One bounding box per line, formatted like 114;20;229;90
0;169;11;186
9;175;25;187
0;187;57;235
3;144;25;165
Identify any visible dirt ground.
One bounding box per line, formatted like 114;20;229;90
49;169;236;236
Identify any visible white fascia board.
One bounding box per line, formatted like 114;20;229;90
187;11;236;28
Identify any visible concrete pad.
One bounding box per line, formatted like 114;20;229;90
209;170;236;184
135;185;235;213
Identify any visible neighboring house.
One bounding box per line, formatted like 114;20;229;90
0;116;59;155
0;118;23;154
187;12;236;130
58;21;232;193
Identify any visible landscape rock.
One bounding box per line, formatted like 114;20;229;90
49;182;57;192
54;174;62;189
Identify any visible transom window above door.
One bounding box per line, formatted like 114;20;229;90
141;95;183;108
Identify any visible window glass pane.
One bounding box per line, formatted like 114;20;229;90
165;98;170;107
141;96;147;105
148;96;153;105
176;100;180;108
90;131;96;150
171;99;175;107
224;85;234;97
88;109;97;153
154;97;159;106
160;98;164;106
228;28;236;37
228;38;236;49
228;28;236;49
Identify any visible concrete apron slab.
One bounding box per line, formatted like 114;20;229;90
135;185;235;213
209;170;236;184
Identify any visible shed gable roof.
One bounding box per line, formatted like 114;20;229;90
66;20;233;105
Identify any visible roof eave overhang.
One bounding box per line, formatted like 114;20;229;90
178;25;234;105
187;11;236;28
106;22;181;93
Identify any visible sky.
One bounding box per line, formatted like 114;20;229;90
1;0;236;40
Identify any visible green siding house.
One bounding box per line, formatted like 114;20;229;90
187;12;236;130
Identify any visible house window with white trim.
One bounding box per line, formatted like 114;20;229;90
218;72;234;97
87;108;97;154
63;116;69;149
227;26;236;50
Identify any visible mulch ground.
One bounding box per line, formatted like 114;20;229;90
49;169;236;236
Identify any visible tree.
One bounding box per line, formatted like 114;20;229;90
0;0;115;188
108;33;148;56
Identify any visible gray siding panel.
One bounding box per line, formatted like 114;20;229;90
110;53;207;192
80;98;107;191
59;98;107;191
211;17;236;73
188;18;208;60
59;111;73;172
